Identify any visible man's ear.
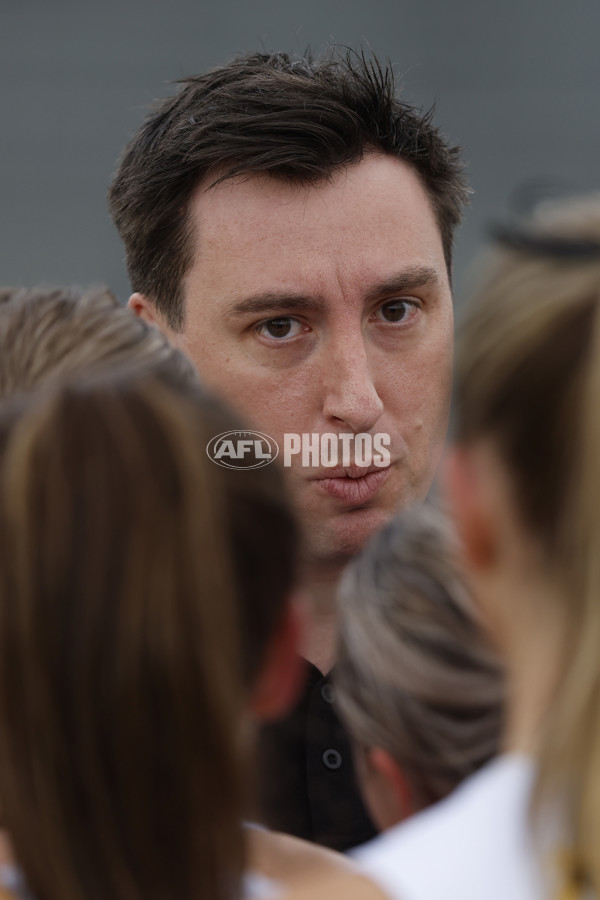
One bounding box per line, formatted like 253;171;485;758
443;445;496;572
249;595;306;722
366;748;416;825
128;292;160;327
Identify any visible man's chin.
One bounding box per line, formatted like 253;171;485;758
301;506;394;570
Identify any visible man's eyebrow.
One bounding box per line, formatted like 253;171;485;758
364;266;440;304
225;293;326;318
225;267;440;318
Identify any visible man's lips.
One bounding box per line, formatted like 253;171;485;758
312;464;391;505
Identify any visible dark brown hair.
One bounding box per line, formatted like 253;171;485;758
336;504;503;810
0;369;298;900
109;50;469;330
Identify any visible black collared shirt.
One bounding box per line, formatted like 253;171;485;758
256;659;378;852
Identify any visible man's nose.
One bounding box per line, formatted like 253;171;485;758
321;338;384;434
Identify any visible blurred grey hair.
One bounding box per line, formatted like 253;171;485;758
335;503;504;809
0;286;197;400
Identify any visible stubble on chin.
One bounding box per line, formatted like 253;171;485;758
299;506;394;575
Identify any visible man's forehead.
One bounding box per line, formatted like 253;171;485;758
182;154;448;313
189;154;442;245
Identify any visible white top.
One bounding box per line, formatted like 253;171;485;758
354;755;560;900
243;871;281;899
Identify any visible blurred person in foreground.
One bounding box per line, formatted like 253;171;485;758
287;196;600;900
0;370;256;900
0;287;352;898
334;504;503;832
109;49;469;848
0;285;196;399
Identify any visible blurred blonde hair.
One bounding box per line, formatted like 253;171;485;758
335;504;503;811
0;285;195;399
454;194;600;895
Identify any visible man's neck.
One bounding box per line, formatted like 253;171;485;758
300;562;344;675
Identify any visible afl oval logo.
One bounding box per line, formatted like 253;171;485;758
206;430;279;470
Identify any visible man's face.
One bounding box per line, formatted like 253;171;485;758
170;154;453;567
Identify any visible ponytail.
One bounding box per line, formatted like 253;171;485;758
536;291;600;897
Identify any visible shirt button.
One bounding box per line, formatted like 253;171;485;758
322;749;342;770
321;684;335;704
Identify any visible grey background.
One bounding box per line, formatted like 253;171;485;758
1;0;599;303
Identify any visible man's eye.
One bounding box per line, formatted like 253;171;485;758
257;317;304;340
376;299;419;324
